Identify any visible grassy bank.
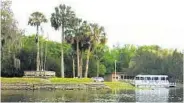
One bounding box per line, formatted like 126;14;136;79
1;77;93;84
1;77;43;84
1;77;140;90
49;78;93;84
104;82;136;90
104;82;151;90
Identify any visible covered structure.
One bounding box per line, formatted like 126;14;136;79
104;72;135;82
24;71;55;77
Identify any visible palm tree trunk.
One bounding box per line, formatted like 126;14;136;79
97;59;99;77
36;25;40;72
76;39;80;77
80;51;83;78
40;39;43;71
44;41;47;71
84;44;91;78
61;26;65;78
72;56;75;78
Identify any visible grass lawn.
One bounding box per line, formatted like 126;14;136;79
104;82;136;90
1;77;42;84
49;78;93;84
1;77;93;84
1;77;143;90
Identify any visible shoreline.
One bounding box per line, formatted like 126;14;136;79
1;77;137;90
1;83;110;90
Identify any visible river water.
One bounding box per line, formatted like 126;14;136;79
1;88;183;102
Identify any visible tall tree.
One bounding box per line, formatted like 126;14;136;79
50;4;75;78
65;17;90;78
1;0;22;76
69;18;83;78
84;23;106;77
28;12;47;71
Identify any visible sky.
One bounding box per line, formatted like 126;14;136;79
11;0;184;51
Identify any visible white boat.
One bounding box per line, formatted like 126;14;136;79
134;75;175;88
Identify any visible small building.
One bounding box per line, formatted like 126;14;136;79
104;72;135;82
24;71;56;77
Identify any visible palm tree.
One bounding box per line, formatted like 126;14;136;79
78;21;91;78
50;4;75;78
84;23;106;78
28;12;47;72
65;17;87;78
93;44;106;77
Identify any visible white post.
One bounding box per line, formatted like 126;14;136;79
115;60;117;81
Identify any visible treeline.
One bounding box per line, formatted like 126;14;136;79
1;1;183;82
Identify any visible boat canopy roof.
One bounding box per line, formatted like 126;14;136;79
135;75;168;77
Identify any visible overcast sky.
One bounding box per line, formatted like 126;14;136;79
11;0;184;50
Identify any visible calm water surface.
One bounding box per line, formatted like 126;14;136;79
1;88;183;102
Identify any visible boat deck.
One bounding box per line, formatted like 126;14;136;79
169;82;176;87
125;80;176;88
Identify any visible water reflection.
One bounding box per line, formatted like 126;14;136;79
135;88;169;102
168;88;183;102
1;88;183;102
118;89;136;102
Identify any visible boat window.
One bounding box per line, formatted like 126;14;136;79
166;77;168;80
146;77;151;80
151;77;154;80
154;77;158;80
161;77;165;80
136;77;139;80
140;77;144;80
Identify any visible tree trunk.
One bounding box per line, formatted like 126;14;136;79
13;53;16;68
44;40;47;71
97;59;99;77
84;44;91;78
36;25;40;72
80;51;83;78
40;39;43;71
61;26;65;78
72;56;75;78
76;39;80;77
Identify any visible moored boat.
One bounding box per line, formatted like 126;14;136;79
134;75;176;88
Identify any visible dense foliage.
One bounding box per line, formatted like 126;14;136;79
1;0;23;77
1;1;183;82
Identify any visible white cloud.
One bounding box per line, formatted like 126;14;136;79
11;0;184;50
